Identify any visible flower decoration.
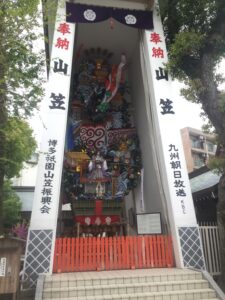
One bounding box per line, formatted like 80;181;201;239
85;217;91;225
95;217;101;225
125;14;137;25
12;221;29;240
105;216;112;225
83;9;96;21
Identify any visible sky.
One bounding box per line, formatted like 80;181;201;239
172;81;203;130
172;58;225;132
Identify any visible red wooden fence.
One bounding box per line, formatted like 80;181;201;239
53;235;174;273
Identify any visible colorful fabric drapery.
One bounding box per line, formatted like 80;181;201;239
66;2;153;30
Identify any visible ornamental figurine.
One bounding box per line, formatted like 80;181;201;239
88;151;108;180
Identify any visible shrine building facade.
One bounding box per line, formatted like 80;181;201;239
23;0;205;288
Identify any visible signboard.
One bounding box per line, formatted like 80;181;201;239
0;257;6;277
137;213;162;234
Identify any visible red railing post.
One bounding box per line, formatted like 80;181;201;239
117;236;122;269
80;238;84;271
92;237;97;270
83;237;88;271
157;235;163;267
137;236;142;269
129;236;135;269
75;237;79;271
121;236;126;269
62;238;67;272
125;236;130;269
100;238;105;271
96;237;101;271
71;238;75;272
53;238;58;273
167;235;174;267
105;237;109;270
145;236;150;268
57;238;62;273
161;236;166;267
67;238;71;272
109;237;113;270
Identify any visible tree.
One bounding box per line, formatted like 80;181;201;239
3;180;22;230
0;117;37;234
4;117;37;178
0;0;44;234
158;0;225;289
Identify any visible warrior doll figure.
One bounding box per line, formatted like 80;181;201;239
88;151;108;180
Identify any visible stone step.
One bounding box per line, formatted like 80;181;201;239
43;279;209;298
44;269;203;289
42;288;217;300
40;269;221;300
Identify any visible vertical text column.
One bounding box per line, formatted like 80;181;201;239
144;3;205;269
23;1;75;288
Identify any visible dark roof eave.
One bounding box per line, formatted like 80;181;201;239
192;183;218;199
189;165;209;179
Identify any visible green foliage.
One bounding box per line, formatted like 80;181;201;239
0;0;45;234
0;0;45;117
201;121;215;134
180;79;205;103
167;31;205;80
3;180;21;229
1;117;37;178
159;0;225;144
159;0;225;80
208;157;225;175
218;93;225;113
159;2;225;287
159;0;219;40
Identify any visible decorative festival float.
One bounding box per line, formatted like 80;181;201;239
63;47;143;237
59;2;165;238
23;0;205;288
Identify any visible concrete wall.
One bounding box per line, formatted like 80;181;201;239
180;128;194;173
129;43;164;215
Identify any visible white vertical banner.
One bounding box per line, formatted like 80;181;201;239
144;9;197;226
30;7;75;230
23;0;76;287
143;3;205;269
